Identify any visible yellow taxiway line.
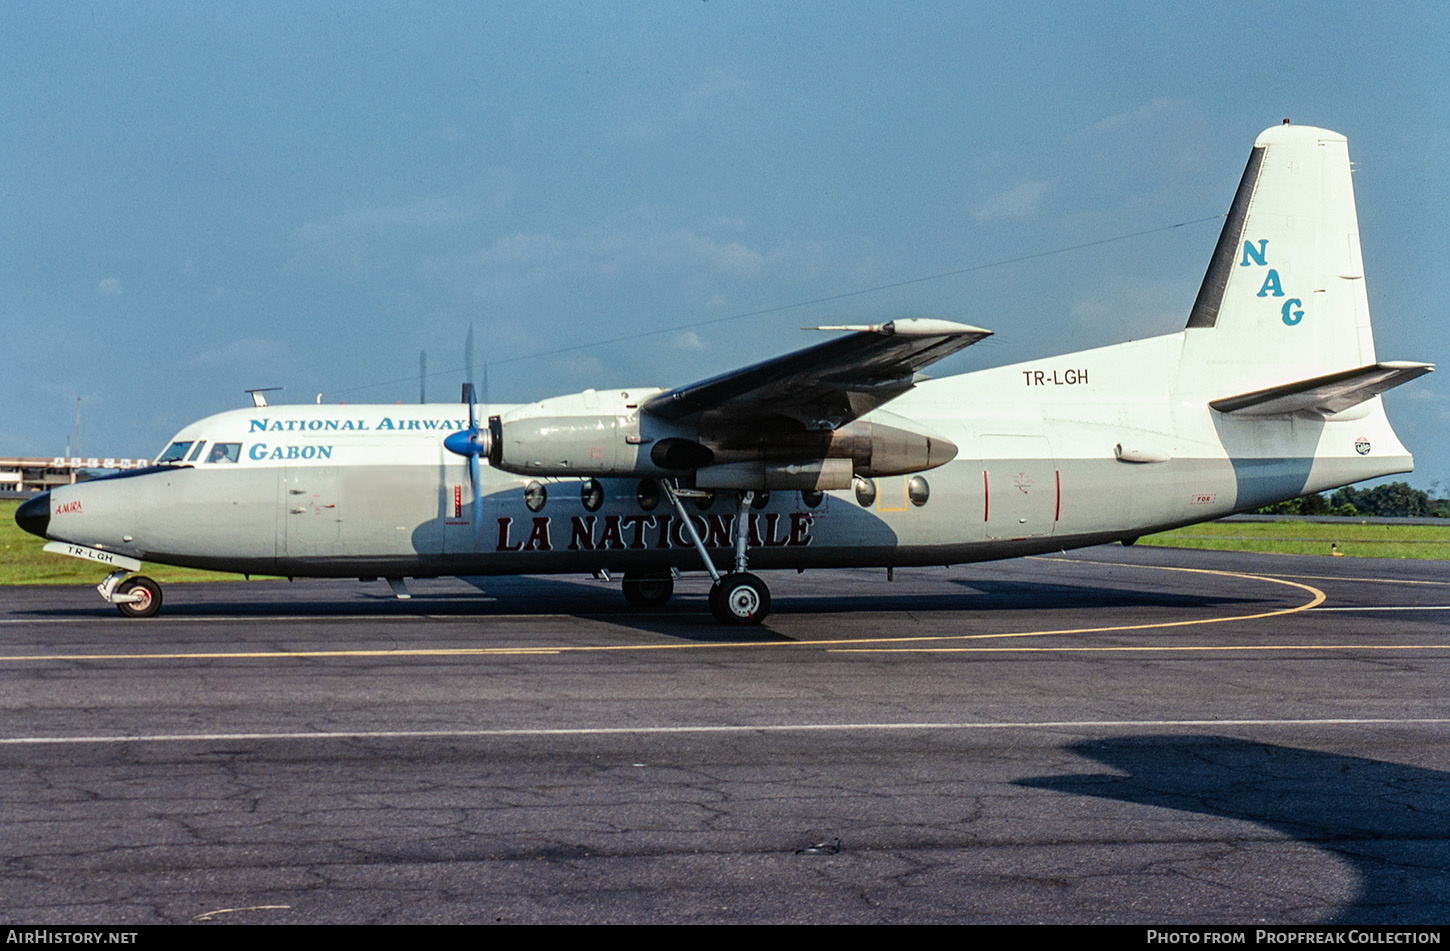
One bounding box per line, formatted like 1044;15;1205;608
833;643;1450;655
0;564;1341;663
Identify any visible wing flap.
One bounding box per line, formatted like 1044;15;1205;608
1210;361;1433;417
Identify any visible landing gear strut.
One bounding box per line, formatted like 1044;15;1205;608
99;570;163;618
662;480;771;625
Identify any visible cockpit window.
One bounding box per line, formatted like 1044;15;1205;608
187;441;208;462
156;441;195;464
206;443;241;464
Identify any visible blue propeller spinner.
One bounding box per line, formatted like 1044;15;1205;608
443;383;494;541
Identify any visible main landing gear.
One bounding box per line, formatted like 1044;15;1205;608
99;570;163;618
707;572;770;625
661;480;772;625
622;570;675;607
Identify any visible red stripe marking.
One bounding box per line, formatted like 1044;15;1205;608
983;470;989;522
1055;470;1061;522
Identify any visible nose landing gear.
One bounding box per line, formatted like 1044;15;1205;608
99;570;163;618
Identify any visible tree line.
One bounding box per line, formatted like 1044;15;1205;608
1256;481;1448;518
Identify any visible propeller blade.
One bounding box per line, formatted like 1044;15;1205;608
442;382;488;546
461;382;476;431
465;323;475;403
469;453;482;544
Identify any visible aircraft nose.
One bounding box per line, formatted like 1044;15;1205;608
15;492;51;538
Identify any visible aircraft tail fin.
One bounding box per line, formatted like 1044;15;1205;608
1181;123;1386;391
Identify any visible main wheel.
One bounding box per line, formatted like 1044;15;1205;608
622;571;674;607
115;576;162;618
709;572;770;625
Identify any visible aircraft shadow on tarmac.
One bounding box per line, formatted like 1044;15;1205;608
1020;735;1450;925
19;572;1268;639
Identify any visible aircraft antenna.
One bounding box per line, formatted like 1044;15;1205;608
323;214;1225;400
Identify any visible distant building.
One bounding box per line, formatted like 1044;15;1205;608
0;456;151;495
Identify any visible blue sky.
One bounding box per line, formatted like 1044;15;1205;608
3;1;1446;490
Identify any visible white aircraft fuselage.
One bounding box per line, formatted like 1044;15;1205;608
15;124;1432;622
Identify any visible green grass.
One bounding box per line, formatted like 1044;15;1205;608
0;500;274;585
1139;519;1450;560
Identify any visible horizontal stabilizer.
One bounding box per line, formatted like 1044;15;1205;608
1210;362;1433;417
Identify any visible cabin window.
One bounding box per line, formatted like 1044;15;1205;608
580;478;603;512
524;481;548;512
693;492;714;511
637;479;660;511
187;441;208;462
751;490;770;510
907;476;930;507
801;489;824;508
854;477;877;508
207;443;241;464
156;441;195;464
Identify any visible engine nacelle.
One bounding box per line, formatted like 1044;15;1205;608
487;387;676;478
485;390;958;483
492;413;651;476
699;412;957;477
847;414;958;476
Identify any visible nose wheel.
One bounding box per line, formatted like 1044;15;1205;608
97;570;163;618
112;575;163;618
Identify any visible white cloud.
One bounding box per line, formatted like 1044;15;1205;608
186;337;290;370
1067;99;1218;190
472;227;763;279
554;354;604;380
974;179;1054;222
295;197;481;243
1077;98;1190;139
1398;381;1440;402
686;69;753;102
667;231;763;275
98;277;123;295
477;232;566;266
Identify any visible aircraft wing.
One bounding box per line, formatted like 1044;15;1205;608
1210;361;1433;417
641;318;991;430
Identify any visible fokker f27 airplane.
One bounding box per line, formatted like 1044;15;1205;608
15;124;1433;624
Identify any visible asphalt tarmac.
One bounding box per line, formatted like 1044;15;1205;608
2;544;1448;924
